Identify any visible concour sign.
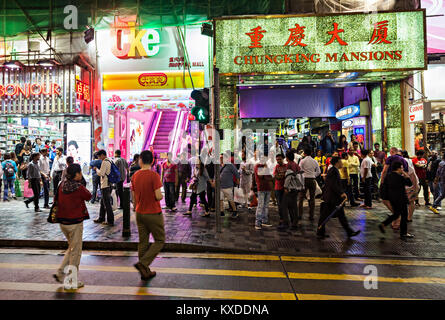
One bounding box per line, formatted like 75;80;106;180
215;10;427;75
408;101;432;123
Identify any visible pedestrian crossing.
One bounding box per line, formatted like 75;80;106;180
0;249;444;300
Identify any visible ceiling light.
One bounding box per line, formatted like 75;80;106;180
312;85;317;87
291;86;295;88
3;60;24;69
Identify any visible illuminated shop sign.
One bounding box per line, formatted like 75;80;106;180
215;10;426;74
336;104;360;120
75;80;90;102
0;83;61;98
111;22;160;59
409;101;431;123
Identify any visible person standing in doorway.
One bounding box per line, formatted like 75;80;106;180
93;150;114;226
413;150;430;206
38;148;51;209
50;147;66;196
298;148;321;221
132;150;165;281
161;153;178;212
24;153;42;212
89;152;102;204
360;149;373;209
114;150;129;209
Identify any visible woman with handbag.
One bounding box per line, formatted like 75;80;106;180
53;164;91;289
185;161;212;217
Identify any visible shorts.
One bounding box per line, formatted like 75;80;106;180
220;188;234;202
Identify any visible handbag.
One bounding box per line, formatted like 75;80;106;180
23;180;34;198
14;179;22;197
47;184;60;224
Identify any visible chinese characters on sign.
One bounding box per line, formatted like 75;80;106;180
76;80;90;102
284;24;307;47
246;26;267;48
169;57;204;68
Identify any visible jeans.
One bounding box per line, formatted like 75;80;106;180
433;182;445;208
175;173;188;202
3;179;15;200
298;177;316;219
275;189;285;222
283;190;299;227
91;175;101;202
99;187;114;224
42;176;50;207
418;178;430;204
25;178;41;209
363;177;373;207
189;191;209;212
163;182;176;209
255;191;271;226
350;174;359;200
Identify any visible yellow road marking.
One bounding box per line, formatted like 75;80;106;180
0;282;296;300
281;256;445;267
288;272;445;284
0;263;286;279
296;293;424;300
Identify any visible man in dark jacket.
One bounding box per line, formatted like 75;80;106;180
317;156;360;239
176;152;191;203
378;161;414;240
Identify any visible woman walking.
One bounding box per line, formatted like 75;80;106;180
185;161;212;217
53;164;91;289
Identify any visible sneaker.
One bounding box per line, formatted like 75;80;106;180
429;206;439;214
262;223;272;227
400;233;415;240
183;211;192;216
255;225;262;230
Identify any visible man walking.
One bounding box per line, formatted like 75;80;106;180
94;150;114;226
38;148;51;209
176;152;191;203
360;149;373;209
161;153;178;212
298;148;321;221
317;156;360;239
132;150;165;281
114;150;129;209
413;150;430;206
50;147;66;196
24;153;42;212
2;153;18;201
429;153;445;214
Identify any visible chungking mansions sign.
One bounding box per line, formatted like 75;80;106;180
215;10;426;75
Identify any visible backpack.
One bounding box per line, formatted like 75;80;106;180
285;169;304;192
4;162;15;179
106;159;121;184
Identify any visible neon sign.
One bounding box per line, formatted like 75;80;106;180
0;83;61;98
336;104;360;120
111;22;160;59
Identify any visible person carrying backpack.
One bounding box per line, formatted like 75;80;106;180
2;153;18;201
93;150;118;226
278;150;303;231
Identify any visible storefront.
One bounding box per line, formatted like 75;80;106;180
214;10;428;153
336;101;370;149
96;20;211;161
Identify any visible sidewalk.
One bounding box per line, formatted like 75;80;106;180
0;196;444;258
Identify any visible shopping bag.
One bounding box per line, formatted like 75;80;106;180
315;181;322;197
248;190;258;208
111;191;118;211
14;179;22;197
23;180;34;198
234;187;246;204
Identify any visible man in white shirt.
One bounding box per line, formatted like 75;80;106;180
298;147;321;221
39;148;51;209
50;147;66;197
360;149;374;209
94;149;114;226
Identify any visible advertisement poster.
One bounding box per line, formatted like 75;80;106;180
66;122;91;175
129;118;144;160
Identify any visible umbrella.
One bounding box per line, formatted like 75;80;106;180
318;198;347;230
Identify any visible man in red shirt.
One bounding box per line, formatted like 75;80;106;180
412;150;430;206
132;150;164;281
161;153;178;212
273;154;287;229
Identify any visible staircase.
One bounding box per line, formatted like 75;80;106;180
152;111;178;156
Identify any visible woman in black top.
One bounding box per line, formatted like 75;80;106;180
129;154;141;178
378;161;414;240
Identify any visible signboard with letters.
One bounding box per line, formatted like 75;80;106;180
215;10;426;75
408;101;432;123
